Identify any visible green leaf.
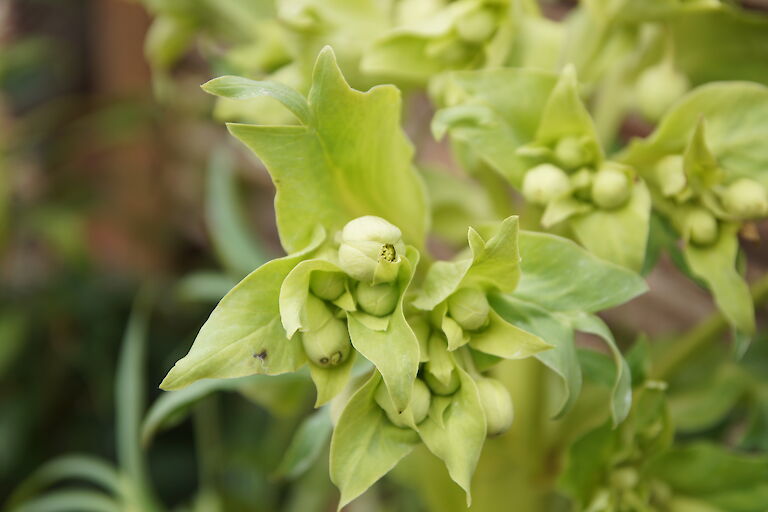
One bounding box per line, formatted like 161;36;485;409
414;216;521;310
7;490;121;512
329;372;419;509
275;408;333;480
515;230;648;313
432;68;558;185
535;65;602;163
683;225;754;334
205;147;269;277
559;421;617;507
569;180;651;271
279;258;343;339
348;248;421;412
468;308;552;360
564;312;632;425
683;119;723;193
622;82;768;187
5;455;120;510
308;351;356;407
417;365;486;506
491;295;581;417
202;75;312;125
652;443;768;512
213;47;428;253
160;227;325;390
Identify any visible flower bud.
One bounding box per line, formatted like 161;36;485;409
722;178;768;219
555;136;591;170
591;164;631;210
635;62;690;122
300;294;351;367
355;281;399;317
683;207;718;246
654;155;687;198
610;467;639;490
476;377;513;436
522;163;571;206
375;378;431;427
338;216;406;284
570;167;593;201
447;288;490;331
424;334;460;396
456;7;496;44
309;270;346;301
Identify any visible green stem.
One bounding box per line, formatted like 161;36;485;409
652;272;768;380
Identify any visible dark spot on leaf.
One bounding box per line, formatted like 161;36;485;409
253;350;267;360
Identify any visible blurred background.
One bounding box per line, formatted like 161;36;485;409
2;0;768;511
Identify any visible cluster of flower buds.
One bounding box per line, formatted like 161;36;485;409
521;136;634;212
652;155;768;246
296;216;406;369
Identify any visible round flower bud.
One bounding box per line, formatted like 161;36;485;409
555;136;590;170
610;467;639;490
447;288;490;331
570;167;593;201
300;294;351;367
355;281;399;317
456;7;496;44
309;270;346;301
654;155;687;198
522;163;571;206
375;379;431;428
683;207;718;246
476;377;513;436
592;164;631;210
338;216;406;284
722;178;768;219
301;315;351;367
635;63;690;122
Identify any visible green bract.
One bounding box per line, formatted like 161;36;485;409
338;216;406;284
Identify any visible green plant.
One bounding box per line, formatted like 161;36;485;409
9;1;768;511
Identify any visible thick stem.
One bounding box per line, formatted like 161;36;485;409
652;272;768;380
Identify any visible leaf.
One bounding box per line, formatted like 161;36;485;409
432;68;558;185
559;421;618;507
279;258;343;339
622;82;768;187
564;312;632;425
414;216;521;310
205;147;270;277
535;65;602;163
275;408;333;480
202;75;312;124
569;180;652;272
7;489;121;512
514;230;648;313
308;351;356;407
417;365;486;506
347;248;421;412
683;225;754;335
174;272;238;304
5;455;120;509
209;47;428;253
329;372;419;509
160;227;325;390
468;308;552;360
652;443;768;512
491;295;581;417
683;119;723;193
115;289;157;510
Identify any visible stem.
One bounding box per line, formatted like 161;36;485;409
652;272;768;380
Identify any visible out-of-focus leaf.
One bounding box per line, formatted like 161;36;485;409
174;272;238;304
7;490;121;512
275;408;333;479
206;147;270;277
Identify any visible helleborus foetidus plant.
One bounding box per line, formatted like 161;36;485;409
159;48;646;507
